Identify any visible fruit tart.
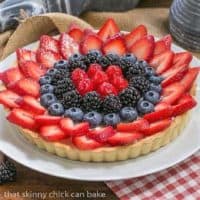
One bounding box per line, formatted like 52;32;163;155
0;19;199;162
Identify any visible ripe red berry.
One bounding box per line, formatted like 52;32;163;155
97;82;118;97
71;68;88;85
87;63;102;78
111;76;128;92
77;78;94;96
92;70;109;87
106;65;123;79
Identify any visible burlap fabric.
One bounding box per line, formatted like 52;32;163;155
0;8;199;60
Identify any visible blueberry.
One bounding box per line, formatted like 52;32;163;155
87;50;102;58
39;76;52;85
83;111;103;127
150;83;162;93
40;93;57;108
145;67;156;76
46;68;59;77
137;100;154;114
144;90;160;104
48;102;64;116
64;107;84;122
140;60;149;68
122;53;137;63
40;84;54;94
120;107;138;122
103;113;121;126
54;60;68;69
149;75;164;84
69;53;83;61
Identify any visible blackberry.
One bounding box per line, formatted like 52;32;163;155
119;59;135;72
97;56;111;69
54;78;75;100
105;54;121;65
51;70;66;85
102;95;122;114
68;54;87;71
129;76;150;94
83;50;102;65
82;91;102;112
125;62;146;79
62;90;82;109
0;159;16;184
119;87;141;107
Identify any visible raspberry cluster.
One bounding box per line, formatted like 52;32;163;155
39;50;163;127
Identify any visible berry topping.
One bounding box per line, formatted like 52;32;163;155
103;113;121;126
102;95;122;114
84;50;102;65
62;90;81;109
82;91;102;112
77;78;94;96
39;75;52;85
48;102;65;116
40;93;57;108
54;60;68;69
129;76;150;93
119;87;141;107
106;65;123;79
92;70;109;86
150;83;162;93
97;82;118;97
83;111;103;127
68;54;87;71
120;107;138;122
87;63;102;78
40;84;54;94
71;68;88;85
64;107;84;122
35;115;61;126
144;90;160;104
137;100;154;114
88;126;116;143
16;48;36;64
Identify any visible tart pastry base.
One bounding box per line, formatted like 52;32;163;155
18;111;190;162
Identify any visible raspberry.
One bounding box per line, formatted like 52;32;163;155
71;68;88;86
106;65;122;79
92;70;109;87
97;82;118;97
87;63;102;78
111;76;128;92
77;78;94;96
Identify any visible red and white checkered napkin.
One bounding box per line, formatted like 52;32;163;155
106;151;200;200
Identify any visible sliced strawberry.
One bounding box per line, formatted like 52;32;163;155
7;108;37;130
17;96;45;115
161;82;185;105
0;67;23;85
72;135;103;150
40;125;67;141
59;33;79;59
35;115;61;126
39;35;60;53
80;34;103;55
144;102;173;123
161;64;188;87
60;118;89;136
87;126;116;143
97;18;120;41
19;61;47;81
97;82;118;97
36;48;62;68
103;34;126;56
173;52;192;68
83;29;95;37
68;24;84;43
16;48;36;65
180;67;199;92
130;35;155;61
143;119;172;136
172;94;197;116
153;35;172;55
107;132;143;146
149;51;174;74
10;78;40;98
125;25;147;49
0;90;21;108
117;118;149;132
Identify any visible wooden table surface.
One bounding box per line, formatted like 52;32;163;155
0;1;173;200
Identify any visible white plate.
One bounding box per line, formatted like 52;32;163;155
0;40;200;181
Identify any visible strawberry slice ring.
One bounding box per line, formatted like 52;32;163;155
0;18;199;162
